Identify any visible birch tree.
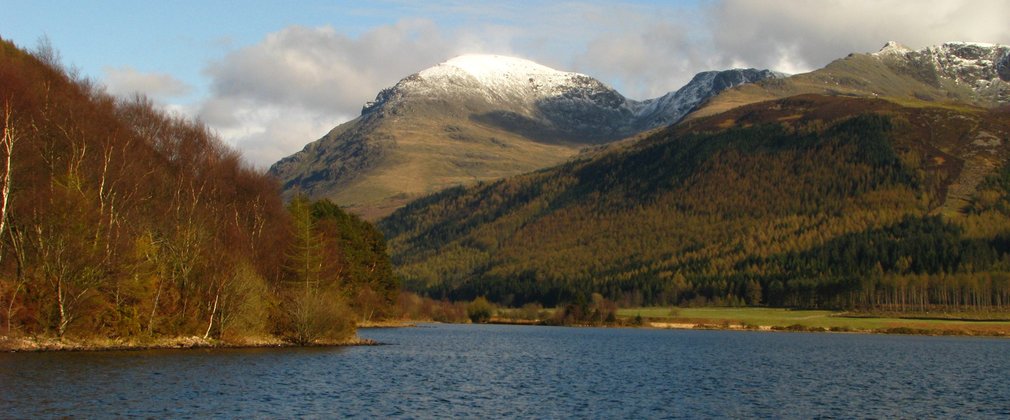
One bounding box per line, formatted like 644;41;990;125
0;101;17;253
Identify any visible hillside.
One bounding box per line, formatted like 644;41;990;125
270;55;778;219
0;38;395;344
691;42;1010;120
379;94;1010;310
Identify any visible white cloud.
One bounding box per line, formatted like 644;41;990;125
198;20;481;167
212;103;342;171
562;0;1010;99
709;0;1010;75
569;8;708;100
103;66;192;101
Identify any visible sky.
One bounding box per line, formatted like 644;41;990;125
3;0;1009;168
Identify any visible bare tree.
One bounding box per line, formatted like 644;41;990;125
0;100;16;258
4;224;27;334
0;100;23;334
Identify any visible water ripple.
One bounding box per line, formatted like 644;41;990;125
2;325;1010;418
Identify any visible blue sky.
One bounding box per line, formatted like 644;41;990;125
3;0;1008;167
2;1;435;102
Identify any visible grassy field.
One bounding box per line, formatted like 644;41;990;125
616;307;1010;336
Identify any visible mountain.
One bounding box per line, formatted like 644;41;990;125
691;41;1010;120
269;54;779;219
635;68;786;128
379;94;1010;310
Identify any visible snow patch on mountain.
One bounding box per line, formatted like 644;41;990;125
635;69;786;129
406;54;614;110
362;55;615;115
361;54;781;134
421;54;579;92
872;41;912;56
925;42;1009;83
875;41;1010;102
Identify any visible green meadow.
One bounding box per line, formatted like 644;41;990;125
617;307;1010;335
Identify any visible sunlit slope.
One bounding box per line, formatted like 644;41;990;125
314;112;581;220
380;95;1010;306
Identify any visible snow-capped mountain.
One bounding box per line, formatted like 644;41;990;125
359;54;780;142
365;55;620;113
359;54;640;143
873;41;1010;104
270;54;780;219
635;68;786;129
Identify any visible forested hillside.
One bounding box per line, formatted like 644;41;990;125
381;95;1010;311
0;38;395;343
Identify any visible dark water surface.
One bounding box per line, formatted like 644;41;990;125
2;324;1009;418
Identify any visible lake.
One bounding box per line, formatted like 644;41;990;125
2;324;1009;418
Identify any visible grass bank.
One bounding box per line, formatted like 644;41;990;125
616;307;1010;336
0;335;378;353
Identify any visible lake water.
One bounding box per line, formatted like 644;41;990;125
2;324;1009;418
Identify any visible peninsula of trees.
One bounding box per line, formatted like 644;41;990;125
0;38;397;346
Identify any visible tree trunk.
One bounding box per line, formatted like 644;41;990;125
0;101;17;264
57;280;67;338
147;276;164;335
204;289;220;339
6;281;22;335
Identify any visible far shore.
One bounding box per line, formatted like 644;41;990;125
481;306;1010;337
482;317;1010;337
639;321;976;336
622;307;1010;337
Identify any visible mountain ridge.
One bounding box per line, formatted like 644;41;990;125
689;41;1010;120
270;54;780;218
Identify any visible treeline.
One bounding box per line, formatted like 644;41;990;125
390;292;619;326
618;215;1010;311
0;38;395;343
287;197;398;330
381;96;1010;312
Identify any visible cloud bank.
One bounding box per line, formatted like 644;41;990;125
197;20;481;168
189;0;1010;167
708;0;1010;74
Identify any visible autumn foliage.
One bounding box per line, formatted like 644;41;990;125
0;38;395;342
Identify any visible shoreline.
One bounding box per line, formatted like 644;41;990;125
0;335;379;353
8;313;1007;352
481;318;1010;337
1;318;422;353
357;320;418;328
